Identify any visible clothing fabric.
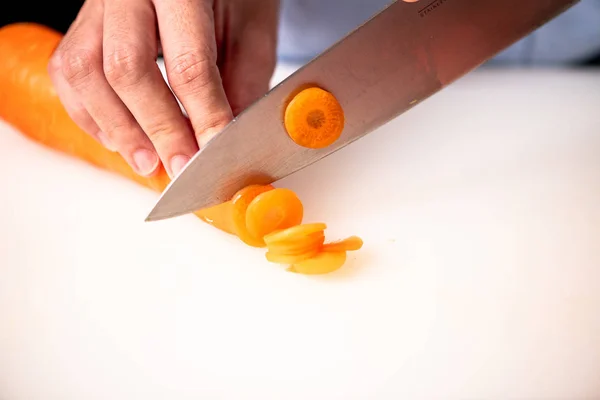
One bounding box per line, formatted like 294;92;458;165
1;0;599;66
276;0;600;66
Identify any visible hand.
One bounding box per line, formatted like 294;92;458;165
48;0;280;178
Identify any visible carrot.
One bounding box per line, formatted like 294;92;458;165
265;248;320;265
266;231;325;256
0;22;362;276
195;201;236;235
322;236;364;252
245;188;304;243
0;22;171;193
288;251;348;275
230;184;275;247
284;87;345;149
263;223;328;244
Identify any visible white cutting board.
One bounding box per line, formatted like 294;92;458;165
1;64;599;400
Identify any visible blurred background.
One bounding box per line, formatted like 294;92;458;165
1;0;600;67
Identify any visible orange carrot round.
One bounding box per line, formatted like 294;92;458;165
284;87;344;149
230;184;275;247
265;248;320;265
264;223;327;245
245;188;304;243
0;23;171;193
266;231;325;256
322;236;363;252
289;251;347;275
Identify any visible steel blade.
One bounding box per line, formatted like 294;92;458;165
146;0;579;221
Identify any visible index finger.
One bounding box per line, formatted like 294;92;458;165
154;0;233;146
103;0;200;178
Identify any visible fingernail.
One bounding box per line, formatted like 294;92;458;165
133;149;159;176
170;155;190;177
97;131;116;151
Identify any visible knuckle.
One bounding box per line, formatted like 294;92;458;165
104;45;149;88
68;104;92;126
194;112;230;136
65;105;96;135
47;51;63;78
144;120;178;144
60;48;97;87
102;118;140;142
167;50;215;94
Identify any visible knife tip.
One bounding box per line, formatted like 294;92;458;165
144;210;167;222
144;204;184;222
144;198;205;222
144;213;159;222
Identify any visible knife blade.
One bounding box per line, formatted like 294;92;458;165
146;0;579;222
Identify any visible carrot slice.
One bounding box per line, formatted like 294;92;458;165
264;223;327;245
265;248;320;265
288;251;347;275
231;184;274;247
266;231;325;256
322;236;363;252
196;201;236;235
284;87;345;149
245;188;304;243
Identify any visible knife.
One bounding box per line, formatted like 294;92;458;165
146;0;579;222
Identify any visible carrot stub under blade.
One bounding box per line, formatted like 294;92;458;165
196;201;236;235
284;87;344;149
230;184;275;247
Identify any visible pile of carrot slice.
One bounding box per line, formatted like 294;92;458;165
197;82;360;275
197;185;362;275
0;23;362;275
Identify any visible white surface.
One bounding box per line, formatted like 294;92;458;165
1;64;600;400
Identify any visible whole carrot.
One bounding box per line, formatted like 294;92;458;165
0;22;170;193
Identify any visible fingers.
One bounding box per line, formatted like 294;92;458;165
49;0;272;179
49;0;164;176
103;0;199;177
50;0;204;178
154;0;233;147
49;58;111;149
47;2;112;151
